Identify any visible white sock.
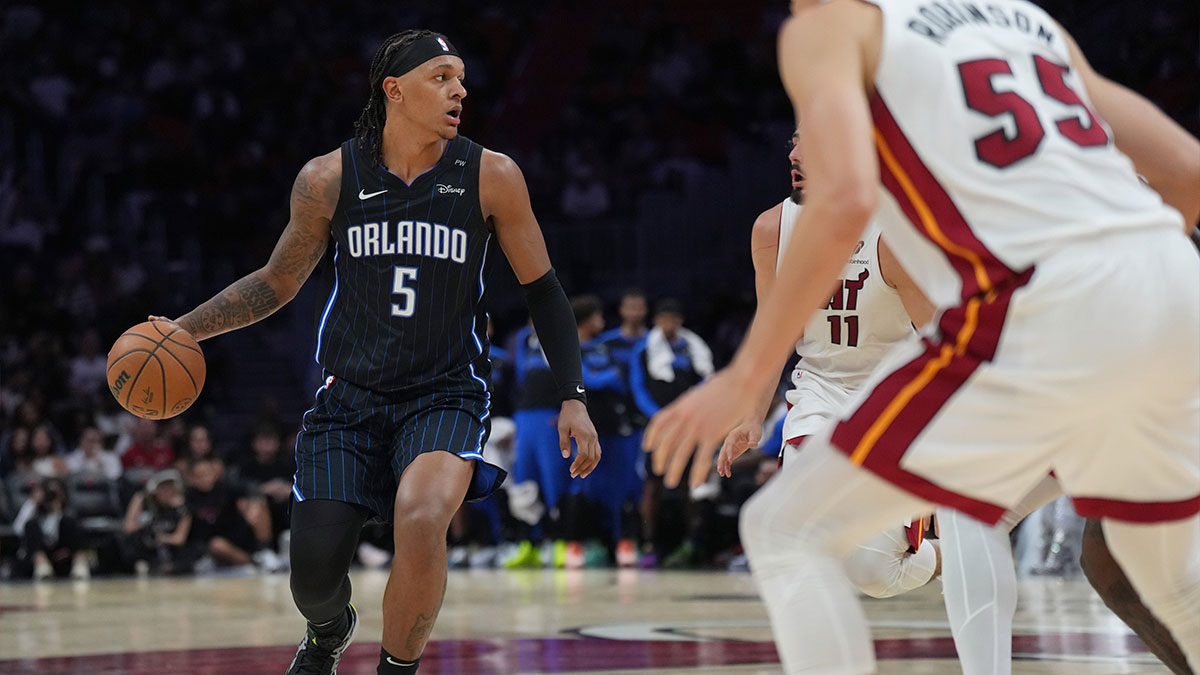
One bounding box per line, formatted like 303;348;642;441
1101;516;1200;672
939;508;1016;675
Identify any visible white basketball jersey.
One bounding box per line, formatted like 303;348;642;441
860;0;1184;308
778;198;914;390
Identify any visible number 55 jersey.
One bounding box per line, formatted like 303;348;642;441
862;0;1184;309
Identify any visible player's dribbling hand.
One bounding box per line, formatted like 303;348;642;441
559;399;601;478
716;421;763;478
644;368;756;489
147;315;182;331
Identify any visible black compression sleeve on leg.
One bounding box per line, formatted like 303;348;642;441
289;499;370;624
521;268;586;403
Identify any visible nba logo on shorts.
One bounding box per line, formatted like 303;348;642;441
437;37;450;52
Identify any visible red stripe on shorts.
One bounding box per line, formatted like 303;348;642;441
830;270;1034;526
1072;494;1200;523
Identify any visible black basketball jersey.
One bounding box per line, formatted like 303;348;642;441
314;135;492;395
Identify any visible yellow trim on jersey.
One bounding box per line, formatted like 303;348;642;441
873;128;994;294
848;296;982;466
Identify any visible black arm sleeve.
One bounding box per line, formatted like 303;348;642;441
521;268;586;403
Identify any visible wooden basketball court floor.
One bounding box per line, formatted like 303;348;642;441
0;569;1171;674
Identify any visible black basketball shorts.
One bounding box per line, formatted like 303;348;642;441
292;375;506;520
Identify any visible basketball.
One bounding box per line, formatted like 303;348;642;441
106;320;206;419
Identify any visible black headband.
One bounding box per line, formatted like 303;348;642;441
383;34;460;78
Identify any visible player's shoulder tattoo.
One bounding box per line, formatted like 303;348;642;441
291;149;342;221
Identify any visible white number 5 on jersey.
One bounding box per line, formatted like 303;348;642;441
391;266;418;317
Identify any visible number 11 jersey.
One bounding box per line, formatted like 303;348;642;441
315;136;492;395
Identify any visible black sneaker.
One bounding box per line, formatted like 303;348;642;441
285;603;358;674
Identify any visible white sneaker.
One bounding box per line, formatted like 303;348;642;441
134;560;151;577
469;546;498;569
357;542;391;569
33;556;53;581
447;545;469;569
254;548;284;573
71;554;91;580
538;540;555;567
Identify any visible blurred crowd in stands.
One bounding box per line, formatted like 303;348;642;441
1;0;1194;579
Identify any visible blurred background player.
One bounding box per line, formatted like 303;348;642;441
719;128;941;599
595;289;650;566
504;322;566;567
568;295;633;567
505;319;595;568
631;299;715;567
151;29;600;675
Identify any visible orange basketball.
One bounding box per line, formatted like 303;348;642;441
106;321;206;419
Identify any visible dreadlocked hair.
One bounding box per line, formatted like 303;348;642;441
354;29;440;166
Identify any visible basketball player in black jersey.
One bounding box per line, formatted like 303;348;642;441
151;30;600;675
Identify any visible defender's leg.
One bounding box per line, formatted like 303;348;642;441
1082;518;1194;674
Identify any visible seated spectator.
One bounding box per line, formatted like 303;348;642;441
121;418;174;470
185;457;281;572
30;423;67;478
13;477;88;580
65;427;121;480
234;424;293;539
120;469;196;575
560;164;611;219
161;417;190;459
1;426;33;478
94;396;135;455
176;424;218;469
66;330;107;400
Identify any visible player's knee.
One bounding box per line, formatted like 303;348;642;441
738;486;820;562
843;530;935;599
843;545;902;598
290;555;347;609
393;502;456;545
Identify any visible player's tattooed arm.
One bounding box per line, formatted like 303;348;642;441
172;150;340;341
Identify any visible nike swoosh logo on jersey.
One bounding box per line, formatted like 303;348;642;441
576;385;586;394
358;188;388;200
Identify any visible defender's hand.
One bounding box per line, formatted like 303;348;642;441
644;368;756;489
717;420;764;478
559;399;601;478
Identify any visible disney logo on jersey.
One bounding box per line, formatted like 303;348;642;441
346;220;469;263
436;183;466;195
